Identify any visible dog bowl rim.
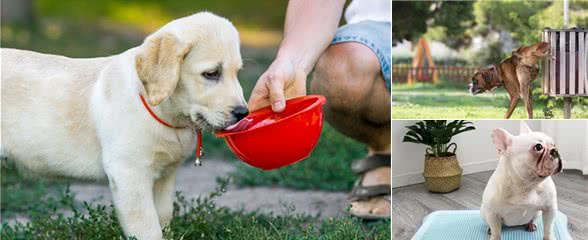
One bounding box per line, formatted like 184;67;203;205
215;95;326;137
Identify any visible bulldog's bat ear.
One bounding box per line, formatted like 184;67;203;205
492;128;512;153
519;121;533;134
556;158;563;174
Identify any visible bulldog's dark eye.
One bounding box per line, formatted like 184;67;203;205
534;144;543;151
202;70;221;80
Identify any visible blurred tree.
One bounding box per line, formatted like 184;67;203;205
33;0;287;32
1;0;35;23
473;1;551;46
392;1;474;48
392;1;429;45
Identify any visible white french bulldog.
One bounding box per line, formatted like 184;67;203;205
481;121;563;240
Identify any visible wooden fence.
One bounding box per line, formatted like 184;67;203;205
392;65;480;84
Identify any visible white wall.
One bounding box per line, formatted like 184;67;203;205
392;120;587;188
540;120;588;174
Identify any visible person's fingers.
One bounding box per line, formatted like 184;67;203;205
247;75;271;112
268;76;286;112
247;91;268;112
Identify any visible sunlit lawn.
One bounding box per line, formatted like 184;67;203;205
392;83;588;119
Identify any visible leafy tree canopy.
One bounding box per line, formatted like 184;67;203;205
394;0;588;49
474;0;588;46
392;1;474;48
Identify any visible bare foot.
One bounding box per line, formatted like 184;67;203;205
349;167;390;218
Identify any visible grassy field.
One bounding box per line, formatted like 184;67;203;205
0;164;69;219
392;83;588;119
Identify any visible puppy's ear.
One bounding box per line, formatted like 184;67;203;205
492;128;512;154
519;121;532;134
135;32;192;106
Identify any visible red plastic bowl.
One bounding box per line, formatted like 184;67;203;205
216;95;326;170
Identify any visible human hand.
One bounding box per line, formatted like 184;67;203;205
248;58;307;112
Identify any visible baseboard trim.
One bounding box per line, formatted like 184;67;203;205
392;159;498;188
393;159;588;188
563;161;588;175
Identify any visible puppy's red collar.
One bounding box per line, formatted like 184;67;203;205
139;95;179;129
139;95;204;166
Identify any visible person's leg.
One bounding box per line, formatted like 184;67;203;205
310;42;390;216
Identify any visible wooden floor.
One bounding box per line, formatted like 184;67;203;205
392;170;588;240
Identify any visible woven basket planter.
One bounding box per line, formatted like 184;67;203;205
423;154;463;193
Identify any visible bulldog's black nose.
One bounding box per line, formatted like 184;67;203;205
550;148;560;158
231;106;249;121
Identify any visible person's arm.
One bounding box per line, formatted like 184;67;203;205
248;0;346;112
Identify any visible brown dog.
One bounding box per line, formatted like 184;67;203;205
469;42;551;119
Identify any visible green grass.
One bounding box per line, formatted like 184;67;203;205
0;163;69;218
1;180;390;240
229;124;367;191
392;82;588;119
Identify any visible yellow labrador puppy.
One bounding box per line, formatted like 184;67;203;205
1;12;247;239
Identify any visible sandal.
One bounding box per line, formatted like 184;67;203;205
348;154;391;220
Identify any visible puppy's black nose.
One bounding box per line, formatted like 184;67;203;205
231;106;249;122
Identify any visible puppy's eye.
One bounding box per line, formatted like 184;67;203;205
202;70;221;81
534;144;543;151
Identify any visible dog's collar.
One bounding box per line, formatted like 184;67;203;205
489;65;504;87
139;95;204;166
519;62;535;68
514;54;536;69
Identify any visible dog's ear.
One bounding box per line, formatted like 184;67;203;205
135;32;192;106
482;71;491;83
519;121;533;134
492;128;512;154
555;158;563;174
512;47;523;58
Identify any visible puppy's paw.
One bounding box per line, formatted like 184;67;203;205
526;223;537;232
543;236;554;240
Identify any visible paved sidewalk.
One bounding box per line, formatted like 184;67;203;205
70;159;349;218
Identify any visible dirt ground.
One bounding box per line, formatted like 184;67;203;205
69;159;350;218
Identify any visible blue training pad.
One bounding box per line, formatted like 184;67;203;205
412;210;571;240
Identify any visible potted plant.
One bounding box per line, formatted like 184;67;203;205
402;120;476;193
